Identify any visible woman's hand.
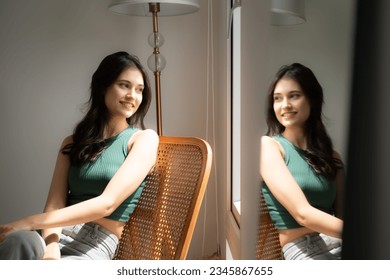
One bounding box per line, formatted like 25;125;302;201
0;221;30;242
0;224;14;242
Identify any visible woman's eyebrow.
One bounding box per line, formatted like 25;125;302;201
117;79;144;87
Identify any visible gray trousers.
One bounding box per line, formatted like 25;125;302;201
0;231;45;260
0;223;118;260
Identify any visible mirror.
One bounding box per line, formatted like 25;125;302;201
266;0;356;161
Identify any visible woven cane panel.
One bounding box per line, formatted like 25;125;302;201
255;191;283;260
114;141;204;260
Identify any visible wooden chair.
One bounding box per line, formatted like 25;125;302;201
255;189;283;260
114;136;212;260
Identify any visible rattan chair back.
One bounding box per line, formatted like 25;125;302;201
114;136;212;260
255;189;283;260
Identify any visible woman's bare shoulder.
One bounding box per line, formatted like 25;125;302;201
332;150;342;160
261;135;285;156
60;135;73;148
135;129;158;141
261;135;275;144
129;129;159;149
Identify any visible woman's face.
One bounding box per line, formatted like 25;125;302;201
105;67;144;120
273;77;311;130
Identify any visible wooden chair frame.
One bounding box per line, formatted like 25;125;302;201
114;136;212;260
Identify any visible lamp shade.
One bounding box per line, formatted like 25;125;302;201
108;0;200;17
271;0;306;25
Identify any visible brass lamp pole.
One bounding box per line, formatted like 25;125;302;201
108;0;200;136
149;3;163;135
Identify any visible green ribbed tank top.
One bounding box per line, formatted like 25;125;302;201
67;126;146;222
262;135;336;229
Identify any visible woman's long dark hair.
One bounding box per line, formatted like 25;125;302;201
266;63;342;180
62;51;152;166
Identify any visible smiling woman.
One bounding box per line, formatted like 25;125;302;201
272;78;311;135
0;51;159;260
104;68;145;130
260;63;344;260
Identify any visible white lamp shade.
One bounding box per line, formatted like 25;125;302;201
271;0;306;25
108;0;200;17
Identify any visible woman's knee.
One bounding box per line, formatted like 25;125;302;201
0;231;45;260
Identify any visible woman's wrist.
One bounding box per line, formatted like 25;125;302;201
44;233;60;245
43;241;61;260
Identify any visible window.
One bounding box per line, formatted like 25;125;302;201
231;0;241;224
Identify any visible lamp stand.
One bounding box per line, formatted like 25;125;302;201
149;3;163;136
108;0;200;136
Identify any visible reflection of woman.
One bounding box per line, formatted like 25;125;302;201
0;51;159;260
260;63;344;260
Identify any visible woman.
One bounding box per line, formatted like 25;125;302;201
260;63;344;260
0;51;159;260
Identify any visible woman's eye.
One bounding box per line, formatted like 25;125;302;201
291;93;300;99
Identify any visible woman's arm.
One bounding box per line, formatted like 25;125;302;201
0;136;71;255
0;129;159;237
41;136;72;259
260;136;343;239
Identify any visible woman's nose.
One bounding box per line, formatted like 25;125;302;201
281;98;291;108
125;89;135;99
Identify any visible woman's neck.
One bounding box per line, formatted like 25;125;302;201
104;119;129;139
282;128;307;150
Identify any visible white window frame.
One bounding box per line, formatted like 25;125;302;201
231;0;241;224
225;0;242;260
